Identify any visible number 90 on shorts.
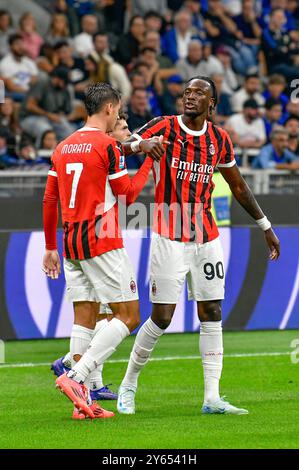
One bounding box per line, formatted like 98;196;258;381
149;234;225;303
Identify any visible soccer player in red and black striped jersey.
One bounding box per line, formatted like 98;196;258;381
118;76;280;415
42;83;166;419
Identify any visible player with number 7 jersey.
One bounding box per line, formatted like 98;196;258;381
42;83;167;419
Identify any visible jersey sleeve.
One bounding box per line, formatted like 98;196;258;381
109;156;153;205
43;158;59;250
217;130;236;168
106;140;128;181
131;117;168;142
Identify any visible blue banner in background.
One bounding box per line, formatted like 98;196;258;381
3;227;299;339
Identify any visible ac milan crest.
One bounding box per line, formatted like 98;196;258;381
209;143;215;155
152;281;157;296
130;279;136;293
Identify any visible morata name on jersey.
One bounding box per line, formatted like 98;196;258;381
171;157;214;183
61;143;92;154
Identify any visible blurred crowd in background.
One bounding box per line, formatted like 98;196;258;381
0;0;299;170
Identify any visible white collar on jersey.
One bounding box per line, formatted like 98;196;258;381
78;126;102;131
177;115;207;136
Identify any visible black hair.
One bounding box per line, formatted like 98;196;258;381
40;129;56;147
92;31;107;42
117;110;128;122
134;61;151;70
84;83;121;116
284;115;299;125
129;15;143;29
54;40;70;50
144;10;162;20
0;9;12;26
131;87;147;95
8;33;23;46
245;73;259;81
140;47;157;55
265;97;282;110
186;75;218;108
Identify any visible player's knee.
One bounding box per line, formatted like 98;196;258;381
197;300;222;322
113;301;140;332
73;301;97;329
151;304;174;330
153;315;172;330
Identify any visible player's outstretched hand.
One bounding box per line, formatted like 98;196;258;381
140;135;169;161
42;249;61;279
264;228;280;260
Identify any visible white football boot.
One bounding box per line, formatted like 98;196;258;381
202;396;249;415
117;386;136;415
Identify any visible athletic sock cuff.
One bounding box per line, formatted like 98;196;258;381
110;317;130;339
94;319;108;333
71;324;94;339
200;321;222;334
147;317;165;337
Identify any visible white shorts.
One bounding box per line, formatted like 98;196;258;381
149;233;225;303
64;248;139;304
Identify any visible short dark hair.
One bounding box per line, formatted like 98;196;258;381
245;73;259;81
132;87;147;95
117;110;128;122
54;40;70;50
284;115;299;125
140;47;157;55
265;98;281;110
144;10;162;21
0;9;11;20
134;61;151;71
93;31;107;42
84;83;121;116
9;33;23;46
186;76;218;106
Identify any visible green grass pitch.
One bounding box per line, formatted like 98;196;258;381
0;330;299;449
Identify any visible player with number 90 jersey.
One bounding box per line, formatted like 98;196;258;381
132;115;235;244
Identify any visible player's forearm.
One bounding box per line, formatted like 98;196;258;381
110;157;153;204
43;199;58;249
230;179;264;220
43;176;59;249
122;137;140;156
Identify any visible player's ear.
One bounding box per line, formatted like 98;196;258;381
209;98;216;115
106;102;113;115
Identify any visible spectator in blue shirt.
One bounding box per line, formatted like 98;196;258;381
233;0;262;58
263;74;289;120
184;0;207;41
263;98;284;141
162;9;199;63
260;0;296;32
261;8;299;81
211;73;232;126
252;126;299;169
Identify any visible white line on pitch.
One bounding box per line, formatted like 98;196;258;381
0;351;291;369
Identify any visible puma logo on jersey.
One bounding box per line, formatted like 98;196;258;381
177;139;188;147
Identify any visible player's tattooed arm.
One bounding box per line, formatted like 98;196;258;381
219;164;280;260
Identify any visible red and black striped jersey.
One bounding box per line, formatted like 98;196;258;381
43;126;153;260
132;115;236;243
